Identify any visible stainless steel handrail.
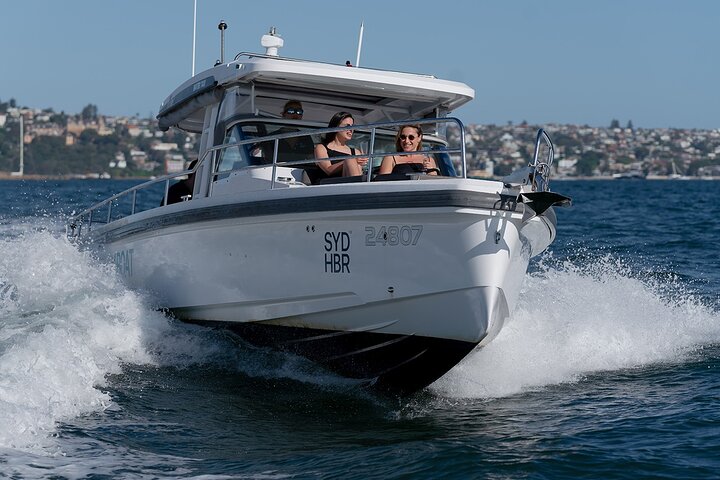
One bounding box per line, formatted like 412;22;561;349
67;117;466;239
530;129;555;192
205;117;466;177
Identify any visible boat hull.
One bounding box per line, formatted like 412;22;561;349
191;320;478;395
92;181;554;394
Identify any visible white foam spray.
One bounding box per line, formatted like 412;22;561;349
2;228;718;452
433;254;720;398
0;231;228;452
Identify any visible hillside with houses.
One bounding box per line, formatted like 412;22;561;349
0;102;197;178
1;100;719;179
457;121;720;179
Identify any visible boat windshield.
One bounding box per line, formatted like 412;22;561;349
64;117;468;238
216;119;455;181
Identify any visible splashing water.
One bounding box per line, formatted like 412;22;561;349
0;231;229;452
433;253;720;398
1;227;718;454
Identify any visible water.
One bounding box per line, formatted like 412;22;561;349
0;179;718;479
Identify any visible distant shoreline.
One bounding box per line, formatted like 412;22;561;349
1;173;718;182
0;173;151;181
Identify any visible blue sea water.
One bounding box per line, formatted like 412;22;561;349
0;178;718;479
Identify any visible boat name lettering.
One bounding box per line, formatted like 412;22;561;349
192;79;208;92
113;248;134;277
364;225;423;247
324;231;350;273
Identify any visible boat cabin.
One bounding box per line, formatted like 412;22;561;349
154;31;475;196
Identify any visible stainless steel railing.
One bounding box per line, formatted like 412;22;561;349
530;129;555;192
67;117;467;240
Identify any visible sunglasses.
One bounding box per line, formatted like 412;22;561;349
399;134;417;141
285;108;303;115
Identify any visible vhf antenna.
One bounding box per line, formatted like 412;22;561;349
217;20;228;65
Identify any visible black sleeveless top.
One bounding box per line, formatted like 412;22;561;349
325;146;357;159
389;155;430;175
392;162;426;175
305;145;358;184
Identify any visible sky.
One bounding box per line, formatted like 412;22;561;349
1;0;719;130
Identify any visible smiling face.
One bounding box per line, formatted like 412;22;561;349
398;126;422;152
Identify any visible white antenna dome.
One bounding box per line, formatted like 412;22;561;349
261;27;284;56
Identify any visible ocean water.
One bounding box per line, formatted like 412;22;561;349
0;179;718;479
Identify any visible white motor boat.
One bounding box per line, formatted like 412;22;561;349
68;28;570;395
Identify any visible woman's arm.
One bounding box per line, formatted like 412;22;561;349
351;148;368;175
378;155;395;175
314;144;344;176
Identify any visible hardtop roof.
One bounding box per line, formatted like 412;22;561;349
158;53;475;133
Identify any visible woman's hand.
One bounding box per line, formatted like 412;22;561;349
423;156;439;175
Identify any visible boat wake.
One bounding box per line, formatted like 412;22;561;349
433;252;720;398
0;230;233;453
0;230;358;454
1;230;718;453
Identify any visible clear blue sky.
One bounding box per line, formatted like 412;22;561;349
1;0;719;129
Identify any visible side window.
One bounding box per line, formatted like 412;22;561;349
216;123;272;173
240;124;270;165
217;126;245;173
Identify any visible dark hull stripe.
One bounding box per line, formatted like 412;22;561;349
184;319;477;396
92;189;521;244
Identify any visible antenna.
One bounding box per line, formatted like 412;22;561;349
355;21;364;67
191;0;197;76
218;20;228;64
261;27;284;56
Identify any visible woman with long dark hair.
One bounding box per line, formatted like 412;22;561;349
314;112;367;178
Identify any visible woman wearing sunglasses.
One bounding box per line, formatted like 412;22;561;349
314;111;368;179
379;124;439;175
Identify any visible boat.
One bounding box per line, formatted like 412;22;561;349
612;171;645;180
67;27;571;395
669;160;690;180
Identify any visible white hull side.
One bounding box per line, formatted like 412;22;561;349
103;200;535;345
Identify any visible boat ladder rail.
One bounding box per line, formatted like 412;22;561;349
502;128;556;192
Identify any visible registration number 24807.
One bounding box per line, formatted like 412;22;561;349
364;225;423;247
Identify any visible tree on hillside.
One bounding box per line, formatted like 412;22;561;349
688;158;715;176
0;98;17;113
50;111;68;125
626;120;634;130
81;104;99;122
79;128;100;144
24;136;67;174
609;119;620;129
577;151;605;176
0;126;18;171
553;132;581;148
